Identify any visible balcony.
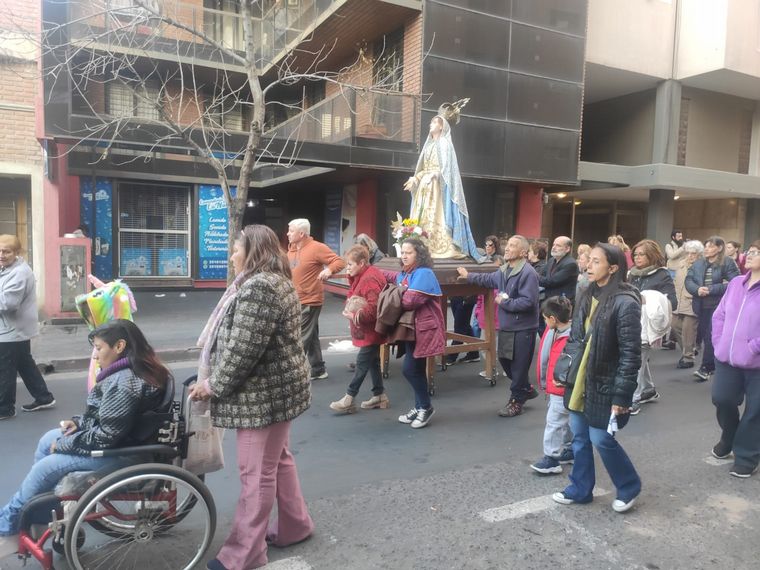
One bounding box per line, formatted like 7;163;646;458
265;88;419;150
61;0;348;71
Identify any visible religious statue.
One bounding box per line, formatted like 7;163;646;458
403;99;481;261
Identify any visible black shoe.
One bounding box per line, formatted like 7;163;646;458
526;386;539;400
460;352;481;363
22;399;56;412
445;355;459;365
207;559;229;570
0;409;16;420
639;390;660;404
677;358;694;369
712;441;732;460
729;464;759;479
693;367;712;382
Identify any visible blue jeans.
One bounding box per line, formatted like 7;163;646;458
563;412;641;503
403;342;431;410
0;428;124;535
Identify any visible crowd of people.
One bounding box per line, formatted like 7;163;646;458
0;221;758;568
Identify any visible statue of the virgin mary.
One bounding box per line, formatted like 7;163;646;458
403;99;481;261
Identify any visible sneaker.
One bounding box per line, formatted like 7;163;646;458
445;355;459;365
531;456;562;474
639;390;660;404
329;394;356;414
558;448;574;464
729;464;759;479
498;399;523;417
310;371;329;380
629;402;641;416
612;496;638;513
676;358;694;369
526;386;539;400
361;393;390;409
411;407;435;429
398;408;419;424
460;353;481;364
0;410;16;421
693;367;712;382
552;492;575;505
479;370;500;378
21;399;56;412
711;441;733;460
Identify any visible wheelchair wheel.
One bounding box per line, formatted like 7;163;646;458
87;473;205;538
64;463;216;570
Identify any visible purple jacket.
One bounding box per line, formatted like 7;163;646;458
466;259;540;332
712;273;760;370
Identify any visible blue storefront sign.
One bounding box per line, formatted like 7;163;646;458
198;185;235;280
120;248;151;276
80;178;113;280
158;248;189;276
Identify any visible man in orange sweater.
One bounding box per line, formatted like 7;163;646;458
287;218;346;380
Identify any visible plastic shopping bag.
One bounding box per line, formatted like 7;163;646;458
184;398;225;475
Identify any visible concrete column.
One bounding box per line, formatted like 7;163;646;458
652;80;682;165
749;101;760;176
745;199;760;246
646;188;675;247
514;183;543;239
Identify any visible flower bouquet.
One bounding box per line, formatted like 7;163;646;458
390;212;429;246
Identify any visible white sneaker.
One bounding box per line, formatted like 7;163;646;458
398;408;418;424
612;496;638;513
552;492;575;505
411;407;435;429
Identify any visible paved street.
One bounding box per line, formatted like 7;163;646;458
1;349;758;570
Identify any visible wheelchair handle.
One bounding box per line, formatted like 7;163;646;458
183;375;198;387
91;444;179;458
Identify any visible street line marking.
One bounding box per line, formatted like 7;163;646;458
265;556;312;570
703;456;732;466
479;487;609;522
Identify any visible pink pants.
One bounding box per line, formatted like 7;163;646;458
217;421;314;570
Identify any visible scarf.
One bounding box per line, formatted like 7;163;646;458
628;265;657;277
197;271;250;384
95;357;131;383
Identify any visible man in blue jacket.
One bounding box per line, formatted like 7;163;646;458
457;235;540;417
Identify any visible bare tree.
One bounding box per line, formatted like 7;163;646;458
34;0;417;280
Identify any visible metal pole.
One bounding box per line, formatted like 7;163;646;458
570;198;576;243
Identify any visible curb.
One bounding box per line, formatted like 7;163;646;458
40;336;352;374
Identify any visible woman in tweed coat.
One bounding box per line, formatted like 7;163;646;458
190;225;313;570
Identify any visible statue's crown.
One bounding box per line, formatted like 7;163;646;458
437;98;470;125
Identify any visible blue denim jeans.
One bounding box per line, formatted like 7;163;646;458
0;428;124;535
402;342;431;411
563;412;641;503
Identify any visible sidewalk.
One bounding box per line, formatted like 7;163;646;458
32;291;350;373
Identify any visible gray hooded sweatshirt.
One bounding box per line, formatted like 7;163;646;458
0;257;40;342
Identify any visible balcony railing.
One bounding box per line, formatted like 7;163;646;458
67;0;341;69
265;88;419;148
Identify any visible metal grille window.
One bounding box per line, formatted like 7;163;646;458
207;100;245;131
107;83;161;121
118;183;190;277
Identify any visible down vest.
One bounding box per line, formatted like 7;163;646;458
563;284;642;429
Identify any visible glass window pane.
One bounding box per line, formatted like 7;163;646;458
423;57;508;121
512;0;587;35
505;123;579;182
510;23;585;82
424;2;509;69
507;74;582;129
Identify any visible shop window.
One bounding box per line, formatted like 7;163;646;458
117;183;190;277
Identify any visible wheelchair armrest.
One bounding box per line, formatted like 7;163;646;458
91;444;179;458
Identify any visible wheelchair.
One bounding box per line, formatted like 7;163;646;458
14;375;216;570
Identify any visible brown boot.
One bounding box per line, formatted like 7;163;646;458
329;394;356;414
360;393;390;409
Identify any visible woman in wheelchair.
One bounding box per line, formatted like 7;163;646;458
0;319;170;538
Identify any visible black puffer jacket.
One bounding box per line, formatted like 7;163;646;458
628;266;677;310
563;283;642;429
685;257;740;312
55;367;164;456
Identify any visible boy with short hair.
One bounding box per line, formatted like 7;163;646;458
531;296;574;474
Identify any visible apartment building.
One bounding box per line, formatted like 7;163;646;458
543;0;760;249
38;0;587;310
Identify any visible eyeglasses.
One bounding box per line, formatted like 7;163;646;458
485;243;495;247
632;252;647;257
747;250;760;257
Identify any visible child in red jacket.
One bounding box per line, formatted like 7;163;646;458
330;245;389;414
531;296;574;474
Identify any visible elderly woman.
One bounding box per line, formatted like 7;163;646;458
382;237;444;429
353;233;386;265
672;241;703;370
710;240;760;478
191;225;313;570
0;235;55;420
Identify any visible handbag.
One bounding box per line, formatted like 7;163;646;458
554;326;592;387
184;398;225;475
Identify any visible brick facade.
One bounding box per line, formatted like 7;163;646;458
0;62;40;165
